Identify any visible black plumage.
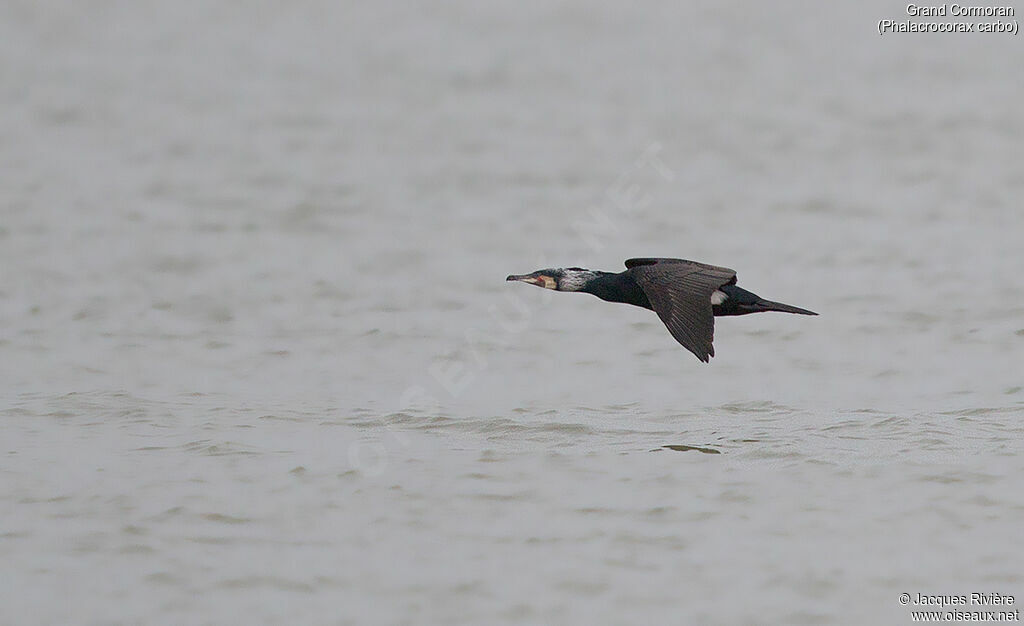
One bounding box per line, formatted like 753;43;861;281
506;257;817;362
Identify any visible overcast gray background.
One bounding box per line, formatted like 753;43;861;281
2;2;1023;624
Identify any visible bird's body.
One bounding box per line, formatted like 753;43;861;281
506;257;817;362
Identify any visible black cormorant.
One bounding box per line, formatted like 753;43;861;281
506;257;817;363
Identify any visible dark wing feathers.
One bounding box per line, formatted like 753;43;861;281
626;257;735;275
624;258;672;268
627;259;737;362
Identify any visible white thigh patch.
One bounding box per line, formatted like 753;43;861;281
710;290;728;305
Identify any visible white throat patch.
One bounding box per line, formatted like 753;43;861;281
557;269;598;292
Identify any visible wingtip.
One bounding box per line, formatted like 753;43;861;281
687;350;711;363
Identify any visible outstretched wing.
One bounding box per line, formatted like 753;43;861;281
625;258;738;285
627;259;737;362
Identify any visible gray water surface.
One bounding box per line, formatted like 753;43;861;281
2;2;1023;624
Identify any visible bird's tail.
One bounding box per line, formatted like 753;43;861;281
754;299;818;316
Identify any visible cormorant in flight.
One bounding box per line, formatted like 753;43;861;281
506;257;817;362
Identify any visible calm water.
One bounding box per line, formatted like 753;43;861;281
2;2;1023;624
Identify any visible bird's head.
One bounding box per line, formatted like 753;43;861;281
505;267;597;292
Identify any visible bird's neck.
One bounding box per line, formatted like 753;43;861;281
580;272;652;309
557;269;608;292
